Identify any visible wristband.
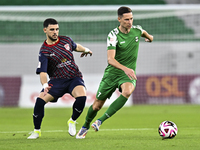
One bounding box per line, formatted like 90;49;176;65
84;47;90;53
43;83;48;89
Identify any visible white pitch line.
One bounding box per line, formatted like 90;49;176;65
0;128;155;134
100;128;155;131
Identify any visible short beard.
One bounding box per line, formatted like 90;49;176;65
48;35;57;41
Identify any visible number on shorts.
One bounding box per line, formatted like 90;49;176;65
97;92;101;97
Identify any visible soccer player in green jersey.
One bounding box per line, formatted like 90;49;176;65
76;6;153;139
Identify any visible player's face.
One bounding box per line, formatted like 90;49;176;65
118;12;133;29
44;24;59;41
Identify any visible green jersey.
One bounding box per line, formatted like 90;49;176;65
106;25;143;75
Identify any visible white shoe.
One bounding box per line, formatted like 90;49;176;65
68;119;76;136
76;127;88;139
27;130;41;139
91;120;102;132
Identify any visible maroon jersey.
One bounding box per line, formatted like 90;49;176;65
36;36;83;79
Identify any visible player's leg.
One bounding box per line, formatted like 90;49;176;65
85;79;116;130
83;98;105;129
71;85;87;121
68;85;86;137
68;77;87;136
76;98;105;139
28;78;66;139
76;74;119;138
27;93;54;139
97;82;135;124
35;93;54;128
76;78;114;139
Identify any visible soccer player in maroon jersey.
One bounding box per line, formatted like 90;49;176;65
28;18;92;139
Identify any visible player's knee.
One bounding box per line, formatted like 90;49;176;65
122;90;132;98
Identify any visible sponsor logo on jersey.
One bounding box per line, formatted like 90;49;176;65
57;60;72;68
61;58;67;63
120;41;125;44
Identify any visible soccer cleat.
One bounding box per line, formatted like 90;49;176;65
91;120;102;132
76;127;88;139
68;119;76;136
27;130;41;139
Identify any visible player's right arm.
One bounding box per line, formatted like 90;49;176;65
107;50;137;80
36;52;51;95
141;30;153;42
39;72;51;96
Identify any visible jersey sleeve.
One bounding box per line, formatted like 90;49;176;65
107;30;118;50
133;25;143;35
36;52;48;74
69;37;77;51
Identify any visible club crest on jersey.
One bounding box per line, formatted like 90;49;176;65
64;44;70;50
110;37;114;42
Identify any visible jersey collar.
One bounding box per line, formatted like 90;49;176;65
44;37;60;47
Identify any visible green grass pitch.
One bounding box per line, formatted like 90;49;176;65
0;105;200;150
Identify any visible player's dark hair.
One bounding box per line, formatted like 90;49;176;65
118;6;132;17
43;18;58;28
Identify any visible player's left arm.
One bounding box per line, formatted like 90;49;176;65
141;30;153;42
75;43;93;57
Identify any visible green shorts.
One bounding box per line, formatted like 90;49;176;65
96;73;136;100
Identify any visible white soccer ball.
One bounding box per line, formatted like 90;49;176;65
158;121;178;139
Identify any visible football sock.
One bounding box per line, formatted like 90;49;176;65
83;105;98;129
98;94;128;123
33;98;46;130
71;96;86;121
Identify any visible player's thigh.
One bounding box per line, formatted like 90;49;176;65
96;80;117;100
69;77;86;98
120;82;136;98
71;85;86;98
38;92;54;103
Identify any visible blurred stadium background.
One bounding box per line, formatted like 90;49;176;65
0;0;200;107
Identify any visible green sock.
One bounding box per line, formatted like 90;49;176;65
98;94;128;123
83;105;98;129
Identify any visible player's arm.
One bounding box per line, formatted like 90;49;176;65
75;43;92;57
39;72;51;96
39;72;48;86
107;50;137;80
141;30;153;42
36;52;51;96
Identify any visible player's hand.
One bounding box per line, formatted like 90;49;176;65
145;35;153;42
145;38;150;42
124;68;137;80
43;85;51;96
80;50;93;57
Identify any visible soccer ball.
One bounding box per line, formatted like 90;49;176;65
158;121;178;139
